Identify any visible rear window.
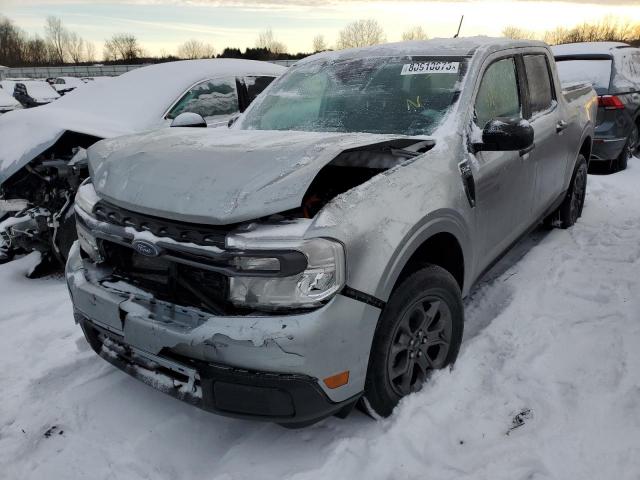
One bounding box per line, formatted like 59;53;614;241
555;59;612;94
524;55;554;116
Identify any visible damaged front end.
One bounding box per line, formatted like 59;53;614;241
0;132;100;267
67;183;385;424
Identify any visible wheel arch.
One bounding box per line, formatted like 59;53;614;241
374;210;473;302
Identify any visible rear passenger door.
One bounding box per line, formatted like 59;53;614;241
522;53;569;216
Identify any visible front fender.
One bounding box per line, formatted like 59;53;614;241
374;209;473;301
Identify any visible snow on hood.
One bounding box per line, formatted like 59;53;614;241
0;59;285;185
89;128;426;225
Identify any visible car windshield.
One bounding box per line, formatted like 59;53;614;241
240;56;467;136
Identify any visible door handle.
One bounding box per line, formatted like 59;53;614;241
556;120;568;133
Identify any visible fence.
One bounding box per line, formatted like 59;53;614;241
0;59;297;80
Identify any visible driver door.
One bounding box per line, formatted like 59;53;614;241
471;56;536;268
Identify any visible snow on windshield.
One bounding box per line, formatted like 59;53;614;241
22;81;60;100
555;59;612;94
241;56;466;136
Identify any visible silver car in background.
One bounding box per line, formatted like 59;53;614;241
0;59;285;269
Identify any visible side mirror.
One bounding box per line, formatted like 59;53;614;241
171;112;207;128
228;113;240;128
473;118;534;154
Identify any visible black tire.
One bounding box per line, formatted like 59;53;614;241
362;265;464;418
548;154;587;229
614;125;638;172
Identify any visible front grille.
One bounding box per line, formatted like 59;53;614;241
94;201;236;248
102;240;230;314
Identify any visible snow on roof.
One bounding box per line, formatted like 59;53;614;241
298;37;548;65
552;42;631;57
37;59;285;132
0;88;20;108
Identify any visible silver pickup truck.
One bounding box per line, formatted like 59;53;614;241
67;38;596;426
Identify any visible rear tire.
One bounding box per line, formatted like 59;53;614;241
614;125;637;172
362;265;464;418
547;154;587;229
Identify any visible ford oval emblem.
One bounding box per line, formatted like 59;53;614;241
132;240;160;257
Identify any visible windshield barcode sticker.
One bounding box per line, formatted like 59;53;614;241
401;62;459;75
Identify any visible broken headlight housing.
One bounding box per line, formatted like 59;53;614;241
74;182;102;261
226;235;346;310
75;181;100;216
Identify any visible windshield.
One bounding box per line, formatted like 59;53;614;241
555;59;612;94
240;56;467;136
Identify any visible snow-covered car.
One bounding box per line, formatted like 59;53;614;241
67;38;596;426
0;87;22;114
52;76;86;95
553;42;640;172
0;59;285;268
1;80;60;108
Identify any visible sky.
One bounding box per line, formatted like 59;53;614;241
1;0;640;56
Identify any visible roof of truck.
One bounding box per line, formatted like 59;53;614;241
297;37;549;65
552;42;631;57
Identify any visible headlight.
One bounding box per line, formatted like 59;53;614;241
76;221;102;262
75;181;100;215
226;237;346;310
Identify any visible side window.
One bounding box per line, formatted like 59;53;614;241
524;55;554;116
474;57;520;129
167;77;239;120
244;76;276;103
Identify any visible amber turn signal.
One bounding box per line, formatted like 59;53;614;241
323;371;349;389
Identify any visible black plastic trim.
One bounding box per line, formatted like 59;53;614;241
341;285;385;309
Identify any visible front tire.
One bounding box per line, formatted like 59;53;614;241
363;265;464;418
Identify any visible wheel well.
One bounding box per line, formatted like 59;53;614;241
580;136;592;162
393;232;465;293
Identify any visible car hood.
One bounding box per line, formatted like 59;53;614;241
90;128;426;225
0;106;153;185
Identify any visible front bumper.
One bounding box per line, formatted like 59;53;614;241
66;243;381;424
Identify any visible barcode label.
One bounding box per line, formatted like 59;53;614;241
401;62;459;75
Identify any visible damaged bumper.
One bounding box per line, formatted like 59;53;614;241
66;243;381;424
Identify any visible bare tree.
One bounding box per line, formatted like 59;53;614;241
402;26;428;41
24;36;49;65
45;16;68;64
85;41;97;63
103;33;142;61
336;19;386;49
543;17;638;45
312;34;327;52
502;26;537;40
0;16;26;67
177;39;216;59
66;32;84;63
255;28;287;54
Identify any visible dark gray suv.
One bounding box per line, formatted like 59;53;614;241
553;42;640;172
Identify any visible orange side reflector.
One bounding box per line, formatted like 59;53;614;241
323;371;350;389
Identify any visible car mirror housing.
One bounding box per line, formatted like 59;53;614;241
473;118;534;154
170;112;207;128
228;113;241;128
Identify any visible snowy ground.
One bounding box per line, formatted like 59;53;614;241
1;158;640;480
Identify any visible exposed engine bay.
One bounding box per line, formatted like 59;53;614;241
300;139;434;218
0;131;100;267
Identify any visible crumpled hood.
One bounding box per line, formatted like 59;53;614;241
0;106;144;185
90;128;424;225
